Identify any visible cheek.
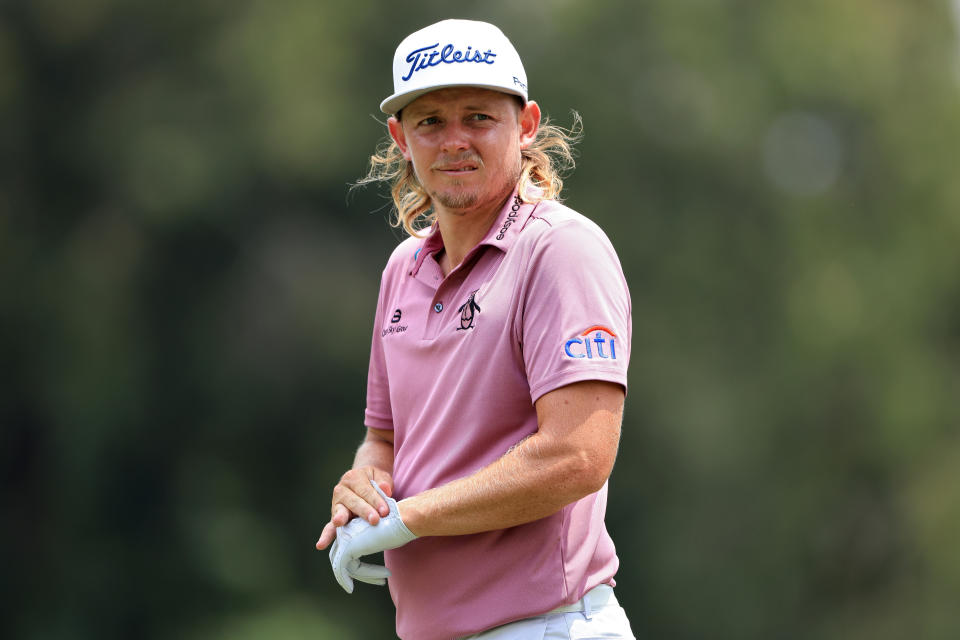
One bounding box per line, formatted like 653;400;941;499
400;136;420;163
407;153;437;189
488;138;522;177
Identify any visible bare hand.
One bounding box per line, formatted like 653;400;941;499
315;466;393;550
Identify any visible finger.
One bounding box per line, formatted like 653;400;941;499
362;477;390;518
329;539;354;594
337;486;386;524
336;568;354;594
370;478;389;498
340;467;393;524
331;503;354;528
349;561;391;586
371;470;394;498
316;521;337;550
369;479;393;516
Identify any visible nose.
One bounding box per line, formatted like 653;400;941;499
439;121;470;155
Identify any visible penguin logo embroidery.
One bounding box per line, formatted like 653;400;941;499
457;290;481;331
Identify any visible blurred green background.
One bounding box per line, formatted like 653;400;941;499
3;0;959;638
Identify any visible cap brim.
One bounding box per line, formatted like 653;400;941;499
380;83;528;116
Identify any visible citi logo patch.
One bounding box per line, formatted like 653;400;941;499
564;326;618;360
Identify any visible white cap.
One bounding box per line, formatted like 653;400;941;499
380;19;528;116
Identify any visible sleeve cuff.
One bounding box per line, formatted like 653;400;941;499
529;368;628;404
363;409;394;431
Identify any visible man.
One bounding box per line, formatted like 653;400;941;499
316;19;635;640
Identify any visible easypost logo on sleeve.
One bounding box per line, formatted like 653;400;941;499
563;326;619;360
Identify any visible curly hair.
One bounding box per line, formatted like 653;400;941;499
354;110;583;237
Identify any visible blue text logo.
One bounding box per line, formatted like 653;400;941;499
564;326;618;360
402;43;497;82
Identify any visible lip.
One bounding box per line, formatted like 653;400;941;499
435;163;478;173
432;154;482;173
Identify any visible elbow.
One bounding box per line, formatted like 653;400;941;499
564;446;616;498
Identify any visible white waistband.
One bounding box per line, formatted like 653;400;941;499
546;584;616;615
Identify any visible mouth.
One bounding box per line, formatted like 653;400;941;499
432;156;482;175
437;165;478;175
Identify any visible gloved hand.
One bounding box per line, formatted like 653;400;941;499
329;480;418;593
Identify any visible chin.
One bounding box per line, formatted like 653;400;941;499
437;194;479;210
432;187;480;210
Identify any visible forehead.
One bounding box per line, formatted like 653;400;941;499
403;87;519;116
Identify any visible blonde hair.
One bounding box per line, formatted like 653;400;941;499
355;109;583;237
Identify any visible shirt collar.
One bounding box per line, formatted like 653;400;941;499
410;222;444;276
408;185;540;276
475;185;538;252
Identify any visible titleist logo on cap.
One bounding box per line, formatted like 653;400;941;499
402;43;497;82
380;19;527;115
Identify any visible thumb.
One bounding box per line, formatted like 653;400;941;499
372;471;394;498
370;478;391;503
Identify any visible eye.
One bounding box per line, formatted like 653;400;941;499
418;116;440;127
469;113;492;122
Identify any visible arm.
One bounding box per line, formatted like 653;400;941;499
315;427;395;550
319;380;623;593
397;379;623;537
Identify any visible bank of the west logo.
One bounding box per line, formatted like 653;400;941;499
403;43;497;81
564;326;618;359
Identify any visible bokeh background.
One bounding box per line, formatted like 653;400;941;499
3;0;960;638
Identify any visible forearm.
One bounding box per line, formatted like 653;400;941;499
353;434;394;474
316;427;397;550
398;402;621;537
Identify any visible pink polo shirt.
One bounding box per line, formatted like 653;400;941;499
364;188;631;640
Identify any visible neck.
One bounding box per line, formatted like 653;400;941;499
434;192;512;275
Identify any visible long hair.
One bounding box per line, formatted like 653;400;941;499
354;110;583;237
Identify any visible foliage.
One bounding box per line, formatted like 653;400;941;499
2;1;959;638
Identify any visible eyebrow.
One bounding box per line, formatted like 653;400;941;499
407;106;441;118
406;102;500;118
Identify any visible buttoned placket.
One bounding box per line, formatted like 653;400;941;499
406;190;537;341
413;246;491;341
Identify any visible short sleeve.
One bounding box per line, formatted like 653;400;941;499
364;270;394;431
519;218;631;403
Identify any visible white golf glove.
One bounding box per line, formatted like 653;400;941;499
329;480;418;593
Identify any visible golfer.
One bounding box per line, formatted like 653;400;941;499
316;18;635;640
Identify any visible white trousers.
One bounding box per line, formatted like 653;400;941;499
459;585;636;640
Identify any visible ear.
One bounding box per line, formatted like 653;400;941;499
387;116;412;161
518;100;541;150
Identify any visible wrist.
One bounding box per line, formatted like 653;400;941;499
396;497;424;537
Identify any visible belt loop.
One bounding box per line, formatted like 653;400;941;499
582;589;593;621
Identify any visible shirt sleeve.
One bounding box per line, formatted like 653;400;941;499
364;269;394;431
519;218;632;403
